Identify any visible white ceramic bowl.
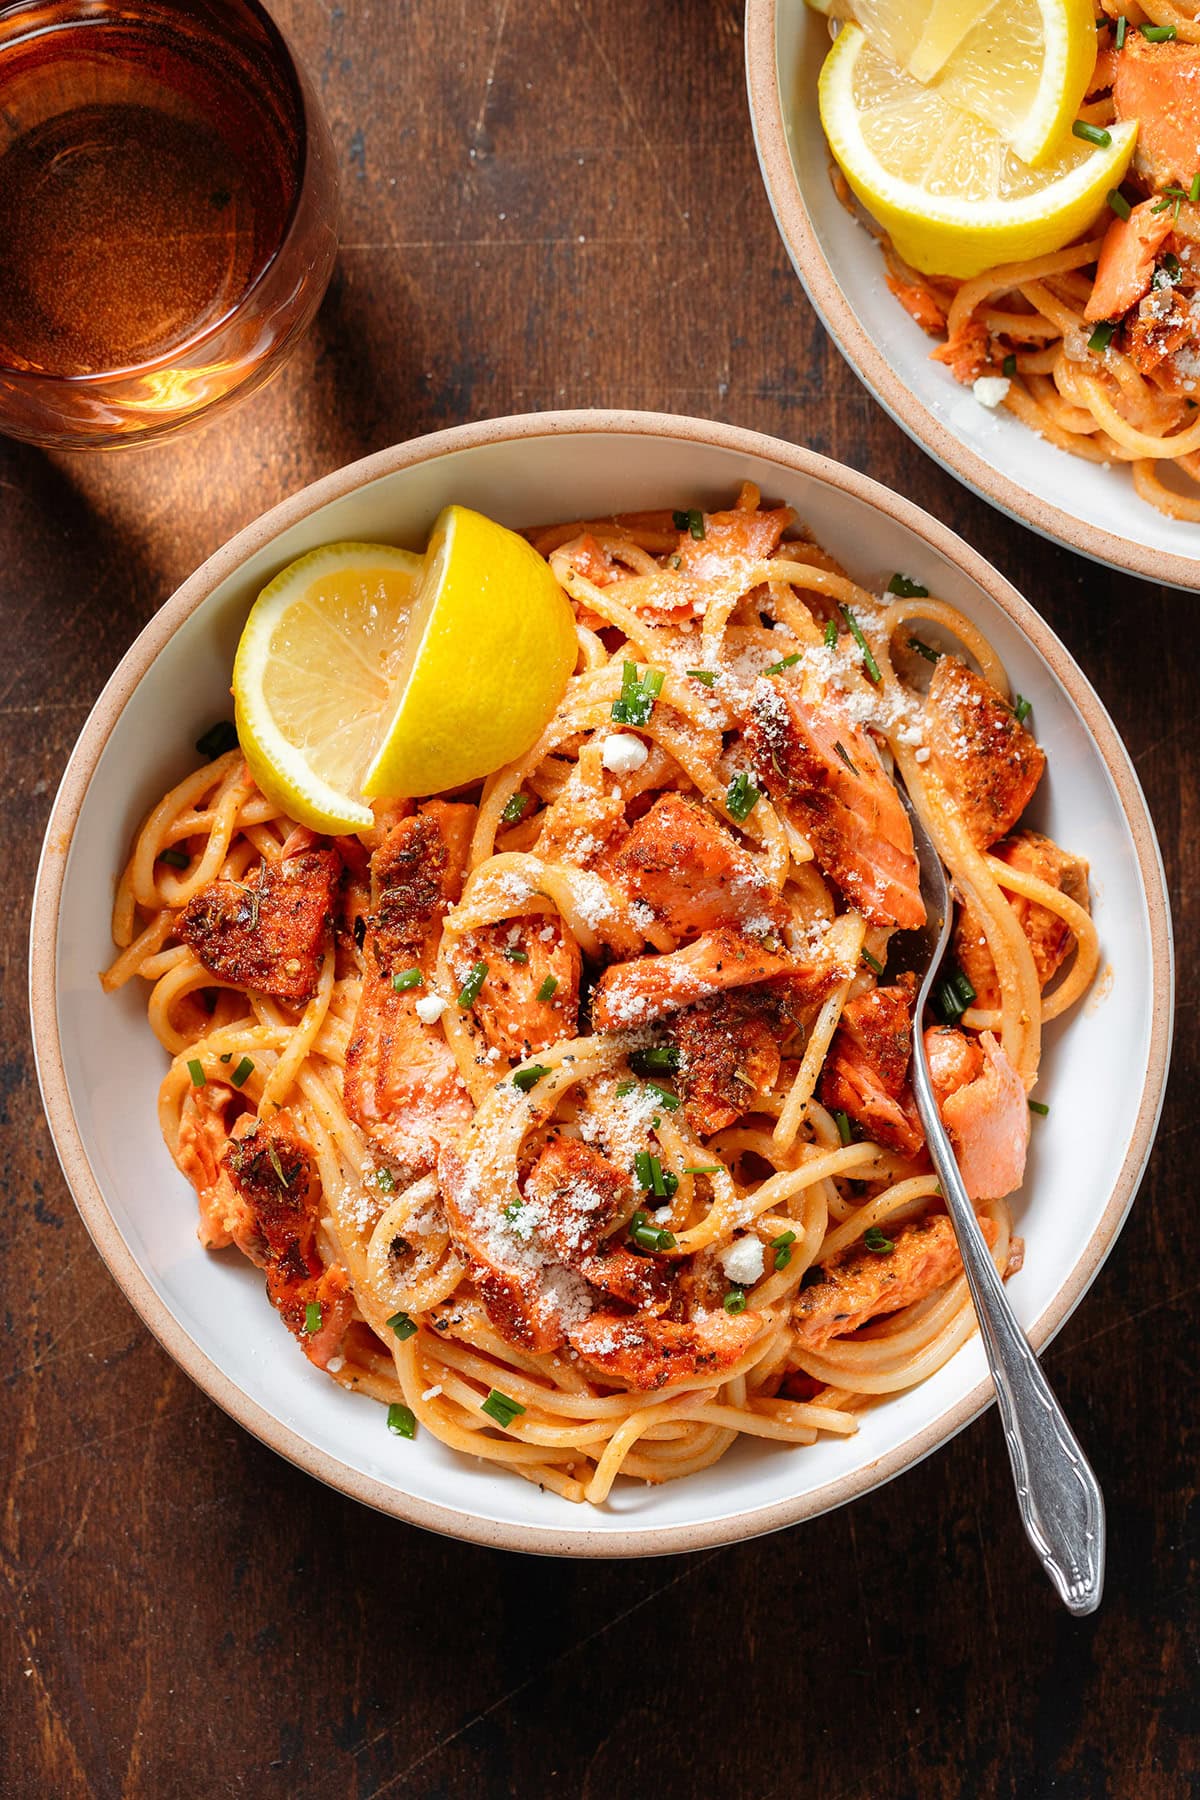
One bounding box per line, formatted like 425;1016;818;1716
30;411;1172;1555
745;0;1200;590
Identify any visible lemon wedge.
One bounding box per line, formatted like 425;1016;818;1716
818;25;1137;278
814;0;1098;166
232;511;577;832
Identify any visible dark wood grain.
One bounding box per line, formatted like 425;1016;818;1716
2;2;1196;1795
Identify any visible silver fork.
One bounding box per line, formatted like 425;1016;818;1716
897;786;1106;1616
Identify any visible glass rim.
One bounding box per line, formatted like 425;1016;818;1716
0;0;312;387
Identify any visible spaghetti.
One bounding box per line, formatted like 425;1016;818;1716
104;486;1098;1505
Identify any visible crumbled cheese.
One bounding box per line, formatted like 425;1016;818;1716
718;1235;765;1285
972;376;1010;410
914;745;931;764
415;992;449;1024
422;1384;443;1402
326;1355;345;1373
601;732;649;774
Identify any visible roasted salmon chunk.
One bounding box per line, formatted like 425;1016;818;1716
955;830;1090;1011
793;1211;1000;1352
344;801;474;1173
819;976;923;1157
674;502;794;581
175;1081;243;1249
608;792;788;940
924;657;1044;848
746;678;925;929
927;1027;1028;1200
220;1113;355;1367
675;978;810;1135
568;1307;765;1390
178;845;341;1002
450;917;581;1064
1115;34;1200;192
590;927;797;1030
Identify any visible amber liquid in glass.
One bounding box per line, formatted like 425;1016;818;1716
0;2;303;379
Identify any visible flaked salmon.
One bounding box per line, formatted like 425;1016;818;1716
1115;34;1200;192
568;1306;765;1390
930;1027;1029;1200
450;917;581;1064
793;1211;999;1351
609;792;788;940
924;656;1044;848
590;927;797;1030
220;1113;356;1367
179;845;341;1002
746;678;925;929
344;801;474;1174
819;976;923;1157
675;979;811;1135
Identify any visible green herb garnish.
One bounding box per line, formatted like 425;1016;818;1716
1107;189;1131;222
304;1301;322;1333
1014;694;1032;725
511;1063;550;1093
726;771;760;822
481;1388;526;1429
1028;1098;1050;1116
834;1110;853;1146
503;946;529;964
1142;22;1176;39
536;975;558;1002
934;966;976;1023
1002;353;1018;378
1088;319;1117;353
861;947;885;977
840;606;881;683
687;668;717;686
863;1227;894;1256
392;968;423;992
158;846;189;868
612;660;666;726
457;960;488;1007
763;651;801;676
888;573;928;599
723;1287;748;1314
231;1056;254;1088
908;636;942;664
500;791;530;824
1073;120;1112;148
186;1058;205;1088
673;508;705;540
387;1310;418;1341
823;618;839;649
387;1403;417;1439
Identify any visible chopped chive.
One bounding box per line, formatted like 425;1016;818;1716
267;1142;289;1187
1002;353;1018;378
616;1078;637;1098
774;1243;793;1271
934;965;976;1022
861;946;885;977
481;1388;526;1429
1191;172;1200;204
908;635;942;664
500;791;530;824
888;573;928;598
763;651;801;676
840;605;882;683
387;1310;418;1341
631;1045;680;1074
863;1227;894;1256
726;770;760;822
1116;13;1126;46
457;960;488;1008
231;1056;254;1088
376;1167;396;1193
1014;694;1032;725
686;668;717;686
834;1109;853;1146
1141;22;1176;39
503;1197;524;1221
1029;1098;1050;1116
823;618;839;649
672;507;705;539
158;846;189;868
511;1063;551;1093
536;974;558;1002
670;554;682;569
633;1154;677;1202
186;1058;205;1088
1088;319;1117;354
643;1081;681;1112
503;946;529;964
392;967;423;992
1107;188;1132;222
612;661;666;726
833;740;858;775
219;1052;232;1063
1163;251;1182;284
631;1214;677;1251
304;1301;322;1334
633;1150;653;1190
771;1230;797;1249
387;1402;417;1439
1072;120;1112;148
682;1164;722;1175
194;720;239;757
724;1287;748;1314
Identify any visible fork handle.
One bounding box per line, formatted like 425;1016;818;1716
911;1058;1106;1616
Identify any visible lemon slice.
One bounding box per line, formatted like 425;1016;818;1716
813;0;1097;166
819;25;1137;278
361;504;577;800
233;512;577;832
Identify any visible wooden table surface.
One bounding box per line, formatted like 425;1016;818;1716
3;2;1196;1795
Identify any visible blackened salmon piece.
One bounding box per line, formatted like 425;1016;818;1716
178;846;341;1002
924;656;1045;848
819;976;923;1157
793;1212;1000;1351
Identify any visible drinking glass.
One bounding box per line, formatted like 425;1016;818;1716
0;0;339;448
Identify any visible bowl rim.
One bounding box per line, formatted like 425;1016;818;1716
743;0;1200;593
29;406;1174;1556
